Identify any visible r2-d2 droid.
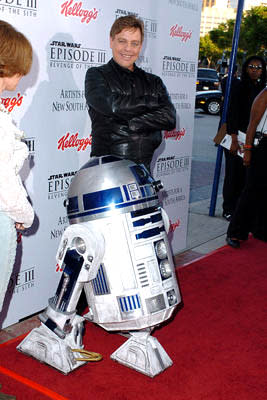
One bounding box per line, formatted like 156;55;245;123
18;156;181;377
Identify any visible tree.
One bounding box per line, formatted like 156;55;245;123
209;19;235;51
242;6;267;56
208;6;267;60
198;35;221;67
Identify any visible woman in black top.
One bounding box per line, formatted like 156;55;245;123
222;56;266;221
226;87;267;248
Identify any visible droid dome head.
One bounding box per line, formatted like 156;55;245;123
66;156;163;224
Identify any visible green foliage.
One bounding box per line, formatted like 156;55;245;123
199;36;221;67
199;6;267;66
242;6;267;55
209;19;235;51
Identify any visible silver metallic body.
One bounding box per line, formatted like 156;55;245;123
17;156;181;377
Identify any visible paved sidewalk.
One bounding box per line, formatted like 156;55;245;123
0;195;229;344
175;194;228;265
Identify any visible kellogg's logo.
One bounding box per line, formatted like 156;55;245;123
164;128;185;141
58;132;91;151
1;93;23;112
169;219;181;233
61;0;98;24
170;25;192;42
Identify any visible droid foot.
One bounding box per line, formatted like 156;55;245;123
110;330;172;377
17;317;87;374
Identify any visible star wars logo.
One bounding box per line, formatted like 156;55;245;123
48;171;77;200
51;215;69;241
52;89;86;112
156;155;190;177
0;0;37;17
163;187;185;207
115;8;138;18
49;41;107;70
115;9;157;39
168;0;199;12
162;56;196;78
8;267;35;294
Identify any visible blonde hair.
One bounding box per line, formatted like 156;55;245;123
0;20;32;77
110;15;144;43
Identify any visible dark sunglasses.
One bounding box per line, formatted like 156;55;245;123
248;64;262;70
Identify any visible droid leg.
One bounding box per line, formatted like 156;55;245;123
17;224;105;374
17;312;86;374
17;256;88;374
110;329;173;377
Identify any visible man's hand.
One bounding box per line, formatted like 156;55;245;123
229;137;240;155
243;150;252;167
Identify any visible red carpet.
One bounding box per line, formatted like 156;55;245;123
0;238;266;400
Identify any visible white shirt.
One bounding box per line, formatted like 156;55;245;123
0;105;34;228
257;108;267;135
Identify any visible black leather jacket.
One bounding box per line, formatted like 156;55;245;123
85;58;176;168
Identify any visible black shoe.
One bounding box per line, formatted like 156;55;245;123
226;236;240;248
223;212;232;222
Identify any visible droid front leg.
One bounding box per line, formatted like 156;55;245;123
17;224;105;374
17;253;87;374
111;329;172;377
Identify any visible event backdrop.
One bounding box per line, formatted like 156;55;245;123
0;0;201;328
